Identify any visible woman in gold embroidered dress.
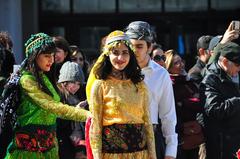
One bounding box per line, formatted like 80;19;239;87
4;33;91;159
86;30;156;159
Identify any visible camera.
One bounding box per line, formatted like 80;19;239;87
232;20;240;30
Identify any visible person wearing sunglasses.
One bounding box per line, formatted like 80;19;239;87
151;43;166;68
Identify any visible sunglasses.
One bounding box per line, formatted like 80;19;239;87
153;55;166;62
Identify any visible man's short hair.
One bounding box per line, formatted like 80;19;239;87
196;35;213;51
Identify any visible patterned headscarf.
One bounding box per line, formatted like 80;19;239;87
25;33;54;58
125;21;154;43
86;30;134;102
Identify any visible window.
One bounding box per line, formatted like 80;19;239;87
51;27;65;37
78;27;110;59
165;0;208;12
119;0;162;12
73;0;115;13
211;0;240;10
41;0;70;13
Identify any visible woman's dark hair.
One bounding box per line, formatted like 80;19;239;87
94;42;144;84
24;38;56;96
69;45;90;80
0;32;15;78
53;36;71;62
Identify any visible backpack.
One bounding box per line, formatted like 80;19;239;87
0;72;21;134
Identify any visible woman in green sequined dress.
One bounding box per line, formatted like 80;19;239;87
4;33;91;159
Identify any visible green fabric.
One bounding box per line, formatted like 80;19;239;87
207;43;223;65
5;70;61;159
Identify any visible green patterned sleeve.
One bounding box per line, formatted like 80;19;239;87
20;75;91;122
89;80;103;159
142;83;157;159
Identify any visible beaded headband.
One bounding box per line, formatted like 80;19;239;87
25;33;54;57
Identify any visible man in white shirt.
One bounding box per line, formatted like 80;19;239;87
125;21;177;159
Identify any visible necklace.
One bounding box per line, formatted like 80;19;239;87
110;70;127;80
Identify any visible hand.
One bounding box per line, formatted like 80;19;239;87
76;100;88;109
220;21;239;44
164;156;175;159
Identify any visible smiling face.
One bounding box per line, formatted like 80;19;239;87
109;42;130;71
36;53;54;72
168;55;185;75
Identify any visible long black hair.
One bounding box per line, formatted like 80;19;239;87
23;33;56;96
94;41;144;85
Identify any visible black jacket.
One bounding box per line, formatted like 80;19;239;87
188;58;206;84
200;62;240;159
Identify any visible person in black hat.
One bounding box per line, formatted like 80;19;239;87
188;35;213;84
125;21;177;159
200;42;240;159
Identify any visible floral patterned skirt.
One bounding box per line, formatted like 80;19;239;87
102;124;147;153
4;124;59;159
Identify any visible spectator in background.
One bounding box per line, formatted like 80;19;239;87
151;43;166;68
165;49;203;159
188;35;213;84
46;36;71;86
57;61;87;159
204;21;240;84
0;31;16;159
207;21;239;65
188;35;213;159
200;42;240;159
206;35;223;65
0;31;15;80
69;45;90;81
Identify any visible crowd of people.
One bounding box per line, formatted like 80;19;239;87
0;20;240;159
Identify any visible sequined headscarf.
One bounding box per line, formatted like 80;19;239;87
25;33;54;58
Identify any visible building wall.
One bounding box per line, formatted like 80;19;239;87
0;0;23;63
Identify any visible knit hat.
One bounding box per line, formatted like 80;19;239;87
24;33;54;57
58;61;85;83
217;42;240;64
125;21;153;43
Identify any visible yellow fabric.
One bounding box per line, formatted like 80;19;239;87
20;74;91;122
86;53;105;102
89;77;156;159
86;30;135;103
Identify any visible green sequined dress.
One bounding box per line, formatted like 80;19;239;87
5;70;90;159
